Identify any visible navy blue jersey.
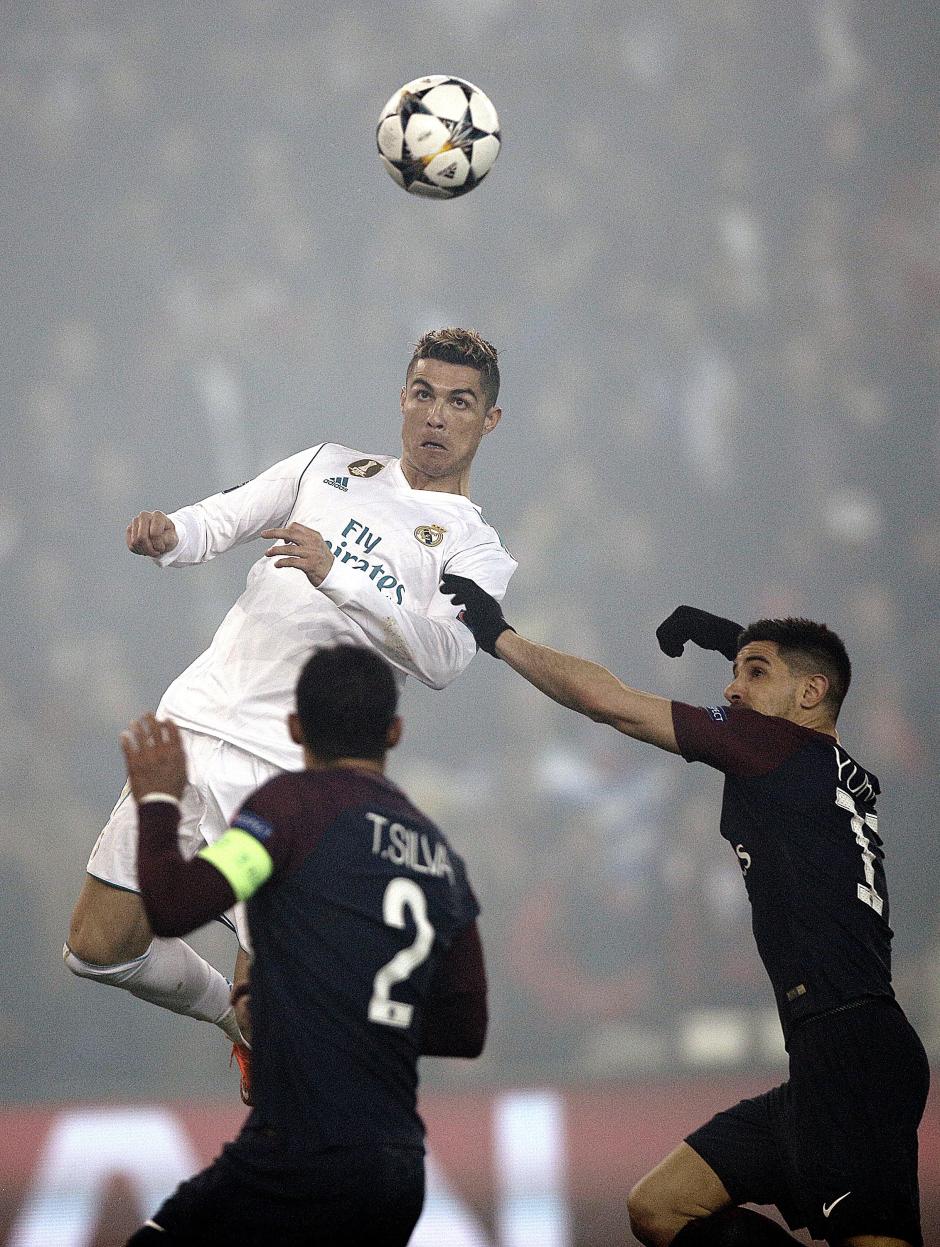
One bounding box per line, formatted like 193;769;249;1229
672;703;893;1040
228;767;480;1150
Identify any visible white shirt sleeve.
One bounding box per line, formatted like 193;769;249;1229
318;534;517;690
156;447;326;567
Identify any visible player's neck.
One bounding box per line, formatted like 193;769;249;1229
787;709;839;740
304;751;386;775
400;459;471;496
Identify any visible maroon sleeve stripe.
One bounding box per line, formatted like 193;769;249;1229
420;921;488;1057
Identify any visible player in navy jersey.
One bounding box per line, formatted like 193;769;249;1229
120;645;487;1247
442;579;929;1247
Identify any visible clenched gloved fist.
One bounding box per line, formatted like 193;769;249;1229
440;574;515;656
656;605;743;662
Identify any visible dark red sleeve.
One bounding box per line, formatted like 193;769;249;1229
231;772;348;879
137;801;236;937
420;920;488;1058
671;703;818;777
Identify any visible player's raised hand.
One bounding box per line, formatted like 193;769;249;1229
656;605;743;662
120;713;188;802
261;523;335;587
440;573;514;656
126;511;179;557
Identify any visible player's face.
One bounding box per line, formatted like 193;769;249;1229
724;641;804;720
400;359;501;490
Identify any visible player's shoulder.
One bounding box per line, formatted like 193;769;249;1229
673;702;835;779
725;706;839;754
472;507;515;553
319;769;466;856
443;503;517;566
282;442;394;480
241;768;386;832
232;771;307;841
831;739;880;800
316;443;396;474
305;765;427;820
242;769;307;811
359;772;460;843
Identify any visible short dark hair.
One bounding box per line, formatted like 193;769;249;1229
407;327;500;409
736;618;852;718
295;645;399;762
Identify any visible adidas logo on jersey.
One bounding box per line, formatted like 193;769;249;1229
323;476;349;492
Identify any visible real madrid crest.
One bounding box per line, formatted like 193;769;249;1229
414;524;446;548
348;458;385;478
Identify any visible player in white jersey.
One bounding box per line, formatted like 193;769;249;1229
65;328;515;1098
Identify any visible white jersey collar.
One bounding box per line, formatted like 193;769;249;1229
389;457;483;512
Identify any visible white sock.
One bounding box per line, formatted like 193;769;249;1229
64;938;238;1038
217;1002;248;1046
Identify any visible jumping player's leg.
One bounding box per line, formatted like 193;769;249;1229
200;736;283;1091
228;940;254;1104
64;741;247;1044
65;874;242;1042
66;731;276;1056
232;945;252;1042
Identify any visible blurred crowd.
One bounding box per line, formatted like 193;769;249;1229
3;0;938;1099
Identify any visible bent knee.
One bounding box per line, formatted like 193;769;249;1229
629;1142;732;1245
63;942;153;987
628;1178;675;1247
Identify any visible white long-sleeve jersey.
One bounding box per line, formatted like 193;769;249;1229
155;443;517;770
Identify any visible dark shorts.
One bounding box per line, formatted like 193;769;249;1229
685;998;929;1245
144;1129;426;1247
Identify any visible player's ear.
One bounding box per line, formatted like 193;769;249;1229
400;384;407;411
386;716;403;751
482;405;502;435
801;673;829;711
288;712;304;746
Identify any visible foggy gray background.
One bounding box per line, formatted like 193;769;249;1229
3;0;938;1103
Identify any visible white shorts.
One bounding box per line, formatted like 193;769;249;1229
87;727;282;950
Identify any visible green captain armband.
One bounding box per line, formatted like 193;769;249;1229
198;828;274;901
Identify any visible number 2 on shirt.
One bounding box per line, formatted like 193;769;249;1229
368;877;435;1028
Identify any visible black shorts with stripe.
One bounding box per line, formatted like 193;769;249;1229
685;997;929;1245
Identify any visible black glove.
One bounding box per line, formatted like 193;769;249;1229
656;605;743;662
440;573;514;656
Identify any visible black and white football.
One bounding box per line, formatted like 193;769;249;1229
376;76;501;199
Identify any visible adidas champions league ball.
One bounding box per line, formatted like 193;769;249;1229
376;76;501;199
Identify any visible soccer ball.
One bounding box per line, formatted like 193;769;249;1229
376;76;501;199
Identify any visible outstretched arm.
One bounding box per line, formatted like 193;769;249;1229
441;574;678;752
496;631;679;752
137;446;327;569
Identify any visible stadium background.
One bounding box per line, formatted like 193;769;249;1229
2;2;938;1243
